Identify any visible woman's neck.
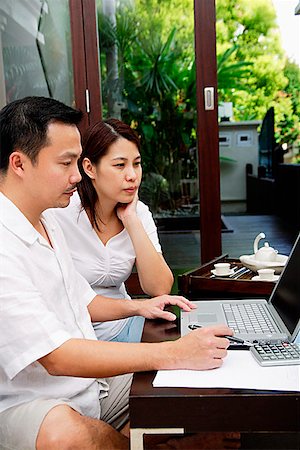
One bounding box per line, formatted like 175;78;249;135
89;202;124;245
95;199;117;225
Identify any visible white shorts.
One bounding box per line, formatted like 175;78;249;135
0;373;132;450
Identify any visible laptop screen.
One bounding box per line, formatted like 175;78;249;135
270;233;300;336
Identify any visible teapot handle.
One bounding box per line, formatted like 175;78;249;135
253;232;265;254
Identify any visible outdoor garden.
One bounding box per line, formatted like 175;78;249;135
97;0;300;221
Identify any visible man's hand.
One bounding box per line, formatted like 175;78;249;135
135;295;197;321
167;324;233;371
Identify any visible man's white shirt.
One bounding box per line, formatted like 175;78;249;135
0;192;108;417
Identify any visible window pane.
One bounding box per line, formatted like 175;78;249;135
0;0;74;106
216;0;300;256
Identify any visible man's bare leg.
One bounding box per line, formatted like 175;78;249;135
36;404;129;450
120;421;130;438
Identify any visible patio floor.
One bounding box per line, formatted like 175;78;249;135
159;213;298;271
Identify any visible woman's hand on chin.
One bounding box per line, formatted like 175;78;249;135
116;191;139;224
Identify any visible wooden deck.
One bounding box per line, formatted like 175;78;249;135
159;214;298;271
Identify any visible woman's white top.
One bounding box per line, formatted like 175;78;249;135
53;192;161;340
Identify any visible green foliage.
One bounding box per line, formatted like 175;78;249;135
292;153;300;164
98;13;117;51
98;0;300;206
131;0;194;57
215;0;299;146
217;45;253;91
283;61;300;117
98;3;197;206
139;172;170;213
137;28;178;98
271;60;300;146
217;0;286;108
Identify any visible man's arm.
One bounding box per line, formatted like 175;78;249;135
38;325;233;377
87;294;197;322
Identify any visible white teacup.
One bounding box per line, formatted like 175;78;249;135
214;263;231;275
257;268;275;280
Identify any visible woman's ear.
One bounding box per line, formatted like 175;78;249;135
82;158;96;180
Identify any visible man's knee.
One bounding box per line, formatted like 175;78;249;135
36;404;93;450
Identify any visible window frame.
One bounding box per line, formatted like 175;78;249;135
69;0;102;133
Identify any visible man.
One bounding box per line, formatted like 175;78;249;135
0;96;232;450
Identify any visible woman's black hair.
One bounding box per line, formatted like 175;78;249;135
78;118;140;230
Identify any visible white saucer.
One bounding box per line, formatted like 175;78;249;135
211;268;235;277
251;275;279;282
239;254;288;274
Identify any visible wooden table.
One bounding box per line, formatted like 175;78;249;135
178;254;275;299
129;319;300;450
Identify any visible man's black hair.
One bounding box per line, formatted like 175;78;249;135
0;96;83;172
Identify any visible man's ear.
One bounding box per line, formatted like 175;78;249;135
82;157;96;180
9;151;27;176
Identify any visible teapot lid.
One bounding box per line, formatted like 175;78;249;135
253;232;277;254
258;242;275;252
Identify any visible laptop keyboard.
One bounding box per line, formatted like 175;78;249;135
222;303;280;334
250;342;300;366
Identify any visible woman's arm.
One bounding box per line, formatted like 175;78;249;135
87;294;195;323
117;197;174;296
126;216;174;295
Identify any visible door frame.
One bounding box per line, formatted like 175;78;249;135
194;0;222;262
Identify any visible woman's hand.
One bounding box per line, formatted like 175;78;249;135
135;295;198;321
116;191;139;224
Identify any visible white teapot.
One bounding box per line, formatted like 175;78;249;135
240;233;288;273
253;233;278;262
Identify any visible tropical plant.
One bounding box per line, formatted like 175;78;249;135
217;45;253;93
97;0;299;209
139;172;170;213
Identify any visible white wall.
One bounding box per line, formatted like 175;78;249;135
219;121;261;212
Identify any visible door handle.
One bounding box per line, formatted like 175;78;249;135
204;87;214;110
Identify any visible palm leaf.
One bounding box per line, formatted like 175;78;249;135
217;45;253;91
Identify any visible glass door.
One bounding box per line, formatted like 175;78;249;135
98;0;199;222
97;0;202;272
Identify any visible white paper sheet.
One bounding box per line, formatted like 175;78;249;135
153;351;300;391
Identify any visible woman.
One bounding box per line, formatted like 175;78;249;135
54;118;174;342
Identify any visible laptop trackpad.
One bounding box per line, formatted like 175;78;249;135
200;313;218;323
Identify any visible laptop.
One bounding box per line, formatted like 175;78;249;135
181;233;300;345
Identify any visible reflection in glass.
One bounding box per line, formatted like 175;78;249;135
0;0;74;106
